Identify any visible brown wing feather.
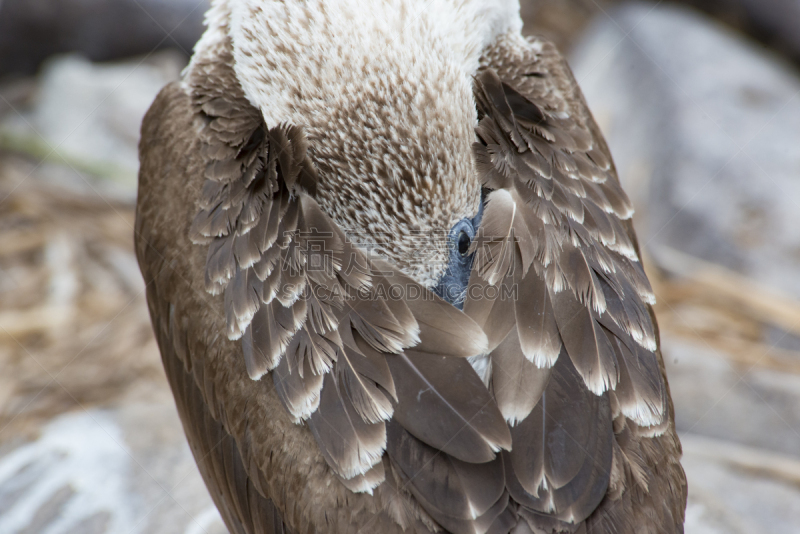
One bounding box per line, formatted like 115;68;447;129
163;324;292;534
307;372;387;479
490;327;551;426
474;33;686;533
386;422;505;522
386;350;511;464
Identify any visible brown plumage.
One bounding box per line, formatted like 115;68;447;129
135;2;686;533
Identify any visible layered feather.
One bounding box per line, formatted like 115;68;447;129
188;50;507;496
469;68;666;431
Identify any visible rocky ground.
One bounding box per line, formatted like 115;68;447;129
0;1;799;533
0;51;226;533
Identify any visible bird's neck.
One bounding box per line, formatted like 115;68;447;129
190;0;521;122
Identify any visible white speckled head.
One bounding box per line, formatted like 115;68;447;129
190;0;522;285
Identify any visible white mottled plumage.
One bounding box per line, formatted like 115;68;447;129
189;0;521;286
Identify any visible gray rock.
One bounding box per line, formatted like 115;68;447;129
0;405;226;534
570;2;800;300
681;433;800;533
0;0;208;76
677;0;800;63
0;51;185;200
664;336;800;459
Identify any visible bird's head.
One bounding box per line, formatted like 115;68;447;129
201;0;521;304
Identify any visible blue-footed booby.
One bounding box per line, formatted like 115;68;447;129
135;1;687;532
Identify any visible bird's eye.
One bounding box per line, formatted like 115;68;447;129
457;230;471;256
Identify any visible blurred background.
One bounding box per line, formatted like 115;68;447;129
1;1;800;532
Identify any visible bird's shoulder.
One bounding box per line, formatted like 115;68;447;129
137;78;414;534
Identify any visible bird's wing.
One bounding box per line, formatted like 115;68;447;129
137;82;293;534
137;37;516;534
466;33;687;531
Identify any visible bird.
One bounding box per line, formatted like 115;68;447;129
135;0;687;532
